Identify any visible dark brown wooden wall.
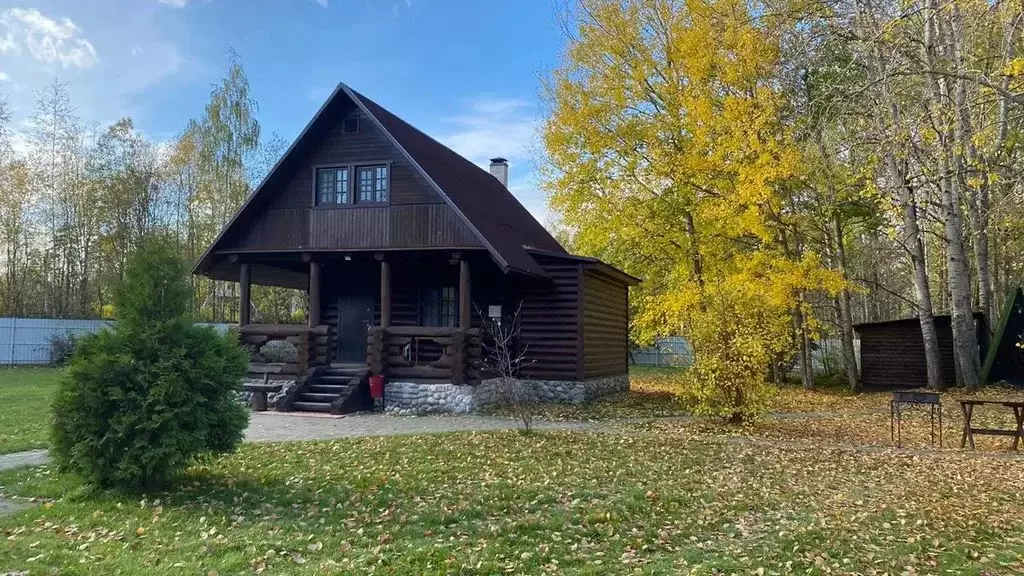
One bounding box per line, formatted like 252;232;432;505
226;106;482;251
582;269;629;378
273;106;438;209
310;205;480;249
518;255;583;381
313;253;631;382
857;315;987;389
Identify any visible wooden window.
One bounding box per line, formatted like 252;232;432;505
316;167;349;205
356;165;389;203
420;286;457;327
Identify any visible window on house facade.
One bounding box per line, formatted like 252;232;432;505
357;165;389;203
316;167;349;205
420;286;457;327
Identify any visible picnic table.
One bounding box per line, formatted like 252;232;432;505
959;399;1024;450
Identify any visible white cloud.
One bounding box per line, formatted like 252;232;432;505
0;72;9;82
392;0;413;17
438;95;550;224
315;0;329;6
439;96;537;165
0;8;97;69
157;0;190;7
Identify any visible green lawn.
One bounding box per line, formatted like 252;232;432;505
0;367;60;454
2;366;1024;573
0;430;1022;574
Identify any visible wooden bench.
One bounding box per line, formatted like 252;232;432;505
245;363;286;411
959;399;1024;450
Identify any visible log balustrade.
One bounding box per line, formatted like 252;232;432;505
367;325;481;384
238;323;331;379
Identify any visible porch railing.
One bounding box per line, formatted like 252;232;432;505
367;326;481;384
238;323;331;379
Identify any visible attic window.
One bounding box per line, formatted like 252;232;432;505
342;117;359;134
356;165;389;203
316;167;350;205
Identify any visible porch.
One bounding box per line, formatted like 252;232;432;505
234;250;496;412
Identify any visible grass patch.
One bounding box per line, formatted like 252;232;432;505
0;367;60;454
0;430;1022;574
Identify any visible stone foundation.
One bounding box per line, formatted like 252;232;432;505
383;375;629;415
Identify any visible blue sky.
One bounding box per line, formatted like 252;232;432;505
0;0;566;221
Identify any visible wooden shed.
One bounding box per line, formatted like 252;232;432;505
854;314;988;390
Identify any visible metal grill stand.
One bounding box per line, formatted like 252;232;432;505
891;390;942;448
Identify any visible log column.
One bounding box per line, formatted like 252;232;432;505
380;257;392;328
308;261;321;327
239;262;251;326
459;258;471;330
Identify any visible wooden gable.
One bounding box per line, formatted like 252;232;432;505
220;104;482;253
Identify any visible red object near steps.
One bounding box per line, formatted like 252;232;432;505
369;375;384;399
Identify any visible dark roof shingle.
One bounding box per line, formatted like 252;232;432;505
347;86;565;276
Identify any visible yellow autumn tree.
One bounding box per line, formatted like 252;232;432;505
542;0;843;421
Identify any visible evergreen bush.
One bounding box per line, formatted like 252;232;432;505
50;236;249;490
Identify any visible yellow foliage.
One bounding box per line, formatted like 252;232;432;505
542;0;842;419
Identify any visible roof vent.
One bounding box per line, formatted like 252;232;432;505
342;117;359;134
489;157;508;188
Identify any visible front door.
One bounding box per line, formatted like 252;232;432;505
337;294;375;363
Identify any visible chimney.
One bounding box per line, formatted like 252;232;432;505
489;157;509;187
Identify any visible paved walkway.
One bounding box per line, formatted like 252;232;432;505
0;449;50;472
244;411;618;442
0;409;882;472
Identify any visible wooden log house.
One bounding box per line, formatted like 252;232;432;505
194;83;639;413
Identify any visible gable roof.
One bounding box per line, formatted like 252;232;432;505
195;82;565;278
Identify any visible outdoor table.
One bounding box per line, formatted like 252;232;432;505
959;399;1024;450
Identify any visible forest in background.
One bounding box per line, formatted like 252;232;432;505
3;0;1024;410
0;52;303;325
542;0;1024;408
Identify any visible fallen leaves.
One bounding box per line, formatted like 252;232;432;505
0;426;1020;574
2;369;1024;574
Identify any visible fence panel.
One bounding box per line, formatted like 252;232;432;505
631;337;693;367
0;318;231;366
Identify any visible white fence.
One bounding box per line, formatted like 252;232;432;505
0;317;231;365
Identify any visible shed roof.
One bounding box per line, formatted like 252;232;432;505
853;312;986;333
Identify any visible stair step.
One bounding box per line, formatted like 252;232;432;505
320;375;359;384
299;392;340;403
309;384;349;394
291;401;332;413
330;362;368;371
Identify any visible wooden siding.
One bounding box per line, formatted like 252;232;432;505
224;105;483;252
311;253;632;382
311;204;481;249
234;208;309;250
272;107;439;209
856;315;987;389
519;255;583;381
582;269;629;378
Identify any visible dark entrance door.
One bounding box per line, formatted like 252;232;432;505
337;294;374;363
